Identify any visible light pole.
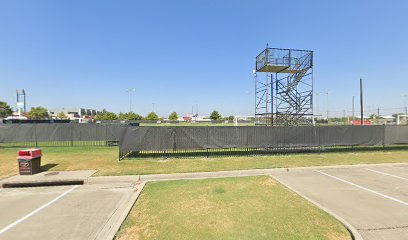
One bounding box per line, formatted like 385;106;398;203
315;92;320;120
127;88;135;113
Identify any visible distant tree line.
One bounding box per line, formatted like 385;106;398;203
0;100;237;122
95;110;233;121
95;110;161;121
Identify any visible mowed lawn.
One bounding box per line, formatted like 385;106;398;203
116;176;351;240
1;146;408;179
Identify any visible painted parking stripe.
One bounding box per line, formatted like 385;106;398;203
315;170;408;206
0;185;78;235
366;168;408;180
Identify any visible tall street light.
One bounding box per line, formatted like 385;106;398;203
127;88;135;113
315;92;320;120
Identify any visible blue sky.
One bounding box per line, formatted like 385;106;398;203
0;0;407;117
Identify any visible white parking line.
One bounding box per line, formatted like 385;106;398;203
366;168;408;180
315;170;408;206
0;185;78;235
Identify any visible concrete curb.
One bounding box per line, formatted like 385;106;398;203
94;181;146;240
0;170;96;188
270;175;364;240
3;162;407;188
1;180;84;188
87;162;408;184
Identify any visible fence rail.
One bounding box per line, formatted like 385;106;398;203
0;123;124;147
119;125;408;159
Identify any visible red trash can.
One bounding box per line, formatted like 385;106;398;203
17;149;42;175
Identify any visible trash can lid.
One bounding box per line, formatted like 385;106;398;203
18;148;42;158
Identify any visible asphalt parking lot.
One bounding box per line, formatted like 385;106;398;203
270;164;408;240
1;163;407;240
0;181;142;240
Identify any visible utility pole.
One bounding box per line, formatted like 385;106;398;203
315;92;320;120
360;78;364;125
127;88;135;113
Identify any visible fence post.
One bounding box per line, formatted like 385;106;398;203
34;124;38;147
105;124;108;146
206;127;209;158
246;127;249;153
70;124;74;147
173;128;176;152
382;124;386;151
351;124;354;151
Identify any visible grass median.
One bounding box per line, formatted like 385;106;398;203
1;146;408;179
116;176;351;240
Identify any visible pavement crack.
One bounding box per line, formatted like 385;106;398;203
359;225;408;231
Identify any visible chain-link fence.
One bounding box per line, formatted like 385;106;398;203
119;125;408;159
0;123;125;147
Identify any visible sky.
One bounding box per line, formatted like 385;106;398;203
0;0;407;117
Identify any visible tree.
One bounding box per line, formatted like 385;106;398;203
118;112;143;120
127;112;143;120
146;112;159;121
57;112;67;119
227;115;234;121
118;112;127;120
28;107;49;119
95;111;118;120
168;112;178;121
210;110;221;120
0;101;12;118
103;112;118;120
94;114;103;121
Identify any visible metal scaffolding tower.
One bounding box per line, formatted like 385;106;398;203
255;47;313;126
